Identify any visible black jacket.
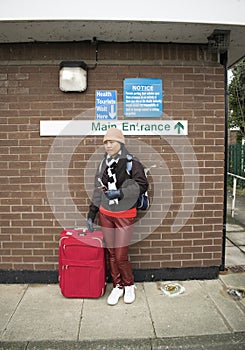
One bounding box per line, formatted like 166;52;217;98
88;146;149;221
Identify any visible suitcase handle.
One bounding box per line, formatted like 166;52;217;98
73;227;87;236
77;231;86;236
65;230;86;236
74;226;101;235
64;227;102;238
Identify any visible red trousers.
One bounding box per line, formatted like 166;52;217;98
99;212;135;288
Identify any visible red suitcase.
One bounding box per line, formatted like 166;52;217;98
58;228;106;298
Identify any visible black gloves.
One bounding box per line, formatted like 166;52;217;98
104;189;121;200
87;190;122;232
87;218;94;232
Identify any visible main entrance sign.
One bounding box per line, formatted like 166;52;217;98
40;120;188;136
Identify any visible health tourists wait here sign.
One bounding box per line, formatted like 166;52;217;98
40;120;188;136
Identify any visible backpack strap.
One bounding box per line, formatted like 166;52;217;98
126;154;149;210
97;157;107;188
126;154;133;175
98;158;105;176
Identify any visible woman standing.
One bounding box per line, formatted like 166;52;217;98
87;128;148;306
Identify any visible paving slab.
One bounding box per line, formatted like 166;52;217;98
1;285;83;341
219;271;245;289
79;283;155;340
226;224;245;232
219;272;245;308
226;239;234;247
144;280;230;338
200;279;245;332
227;231;245;246
225;246;245;266
0;285;27;338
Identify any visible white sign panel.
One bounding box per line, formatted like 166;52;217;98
40;120;188;136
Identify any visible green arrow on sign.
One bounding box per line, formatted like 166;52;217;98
174;122;184;134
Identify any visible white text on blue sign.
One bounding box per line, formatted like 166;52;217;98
96;90;117;120
124;78;163;118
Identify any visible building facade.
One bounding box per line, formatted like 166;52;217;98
0;0;244;282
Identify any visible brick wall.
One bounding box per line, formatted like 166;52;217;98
0;42;225;279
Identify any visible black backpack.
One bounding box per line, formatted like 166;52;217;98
126;155;149;211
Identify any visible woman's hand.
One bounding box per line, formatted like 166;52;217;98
87;218;94;232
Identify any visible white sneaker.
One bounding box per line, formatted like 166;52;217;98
107;286;124;306
124;285;136;304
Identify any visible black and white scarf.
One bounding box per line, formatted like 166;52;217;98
106;152;121;205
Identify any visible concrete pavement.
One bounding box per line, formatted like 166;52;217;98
226;223;245;267
226;192;245;268
227;192;245;227
0;196;244;349
0;272;245;349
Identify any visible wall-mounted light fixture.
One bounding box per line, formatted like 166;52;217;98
59;61;88;92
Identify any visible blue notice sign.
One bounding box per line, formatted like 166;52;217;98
124;78;162;118
96;90;117;120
